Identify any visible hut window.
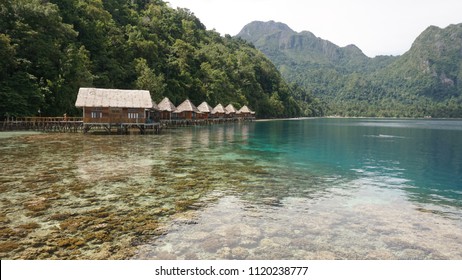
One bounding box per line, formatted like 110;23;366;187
91;112;102;119
128;113;139;119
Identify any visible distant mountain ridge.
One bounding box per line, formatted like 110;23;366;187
237;21;386;73
237;21;462;117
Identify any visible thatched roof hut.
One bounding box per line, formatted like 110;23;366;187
158;97;176;112
157;97;177;120
225;104;237;117
75;88;153;109
212;104;226;118
75;88;153;124
237;105;255;118
198;102;213;114
175;99;200;113
175;99;200;120
197;102;213;119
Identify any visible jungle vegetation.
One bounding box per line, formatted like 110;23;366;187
0;0;322;119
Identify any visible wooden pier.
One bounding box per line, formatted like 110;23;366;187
159;116;256;128
82;122;161;134
1;116;255;134
1;117;83;133
0;117;162;134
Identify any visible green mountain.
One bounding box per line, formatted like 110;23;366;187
237;21;373;72
0;1;313;119
381;24;462;100
237;21;462;117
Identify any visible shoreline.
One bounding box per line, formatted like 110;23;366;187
255;117;317;122
255;116;462;122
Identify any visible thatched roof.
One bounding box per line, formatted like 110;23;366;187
225;104;237;114
197;102;213;113
237;105;250;114
175;99;200;113
212;104;226;114
75;88;153;108
237;105;252;114
158;97;177;112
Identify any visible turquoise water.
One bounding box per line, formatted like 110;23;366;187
1;118;461;259
245;119;462;208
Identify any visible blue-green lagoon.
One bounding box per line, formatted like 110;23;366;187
1;118;461;259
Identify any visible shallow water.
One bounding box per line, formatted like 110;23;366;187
1;119;461;259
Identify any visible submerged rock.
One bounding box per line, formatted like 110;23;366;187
231;247;249;260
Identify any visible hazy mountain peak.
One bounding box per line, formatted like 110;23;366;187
243;20;294;33
237;20;295;42
343;44;362;52
237;21;369;67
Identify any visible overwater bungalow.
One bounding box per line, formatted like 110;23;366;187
225;104;237;118
175;99;201;120
75;88;153;124
237;105;255;119
158;97;177;121
212;104;227;119
197;102;214;119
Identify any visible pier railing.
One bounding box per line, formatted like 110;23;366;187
22;117;83;123
82;117;147;124
1;117;83;132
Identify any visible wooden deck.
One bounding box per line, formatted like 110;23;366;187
159;117;255;128
0;117;161;134
1;116;255;134
1;117;83;133
82;122;161;134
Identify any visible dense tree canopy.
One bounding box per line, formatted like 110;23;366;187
0;0;319;119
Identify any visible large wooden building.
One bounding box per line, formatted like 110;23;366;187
75;88;153;124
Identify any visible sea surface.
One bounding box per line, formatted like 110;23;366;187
0;118;461;260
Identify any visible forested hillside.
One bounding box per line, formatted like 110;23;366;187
0;0;320;119
238;21;462;117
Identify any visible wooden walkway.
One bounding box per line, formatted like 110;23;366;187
1;117;83;133
1;116;255;134
159;117;255;128
82;122;161;134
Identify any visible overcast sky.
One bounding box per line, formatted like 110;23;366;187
167;0;462;57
